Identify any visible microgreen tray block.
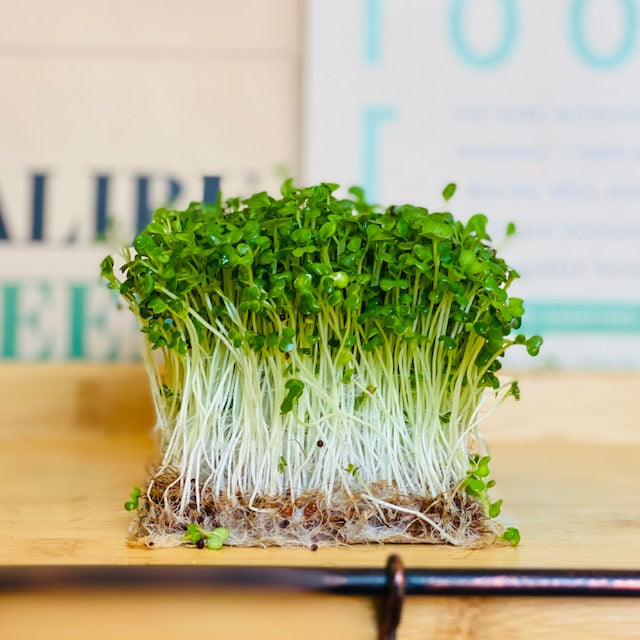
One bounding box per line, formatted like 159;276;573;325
101;181;541;548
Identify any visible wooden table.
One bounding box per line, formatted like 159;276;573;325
1;365;638;639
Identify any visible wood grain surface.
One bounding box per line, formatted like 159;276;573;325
1;364;639;639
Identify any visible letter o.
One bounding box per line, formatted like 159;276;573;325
450;0;518;68
570;0;637;68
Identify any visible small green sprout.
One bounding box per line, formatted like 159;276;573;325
442;183;457;202
345;463;360;478
183;523;230;550
502;527;521;547
278;456;288;473
462;455;518;538
460;456;521;545
488;499;503;518
354;384;376;410
506;381;521;401
124;486;142;511
462;455;491;497
280;378;305;414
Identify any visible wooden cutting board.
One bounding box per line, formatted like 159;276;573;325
1;364;639;639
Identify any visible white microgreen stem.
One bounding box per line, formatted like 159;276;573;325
140;301;497;512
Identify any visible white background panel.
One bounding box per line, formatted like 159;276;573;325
303;0;640;368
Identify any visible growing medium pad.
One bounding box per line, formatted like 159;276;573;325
102;181;541;548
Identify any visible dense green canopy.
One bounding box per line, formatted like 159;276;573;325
101;180;541;405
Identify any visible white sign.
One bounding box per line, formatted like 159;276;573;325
0;0;299;360
304;0;640;367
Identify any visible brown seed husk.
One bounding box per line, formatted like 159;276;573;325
129;468;501;548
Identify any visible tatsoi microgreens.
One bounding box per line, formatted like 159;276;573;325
103;181;541;547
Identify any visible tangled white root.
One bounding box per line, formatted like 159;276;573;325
129;471;500;549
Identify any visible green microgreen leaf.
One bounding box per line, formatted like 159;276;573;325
507;381;521;401
475;456;491;477
465;476;485;494
345;463;360;477
526;335;544;356
354;384;376;410
422;219;454;239
279;327;296;353
331;271;349;288
182;523;230;550
442;183;457;202
183;523;201;544
148;297;168;315
488;499;503;518
438;335;456;351
205;536;223;550
502;527;521;546
213;527;230;541
280;378;305;414
123;486;142;511
466;213;489;239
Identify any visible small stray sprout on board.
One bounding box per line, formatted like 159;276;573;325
183;523;230;550
124;486;141;511
502;527;521;547
461;455;520;545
